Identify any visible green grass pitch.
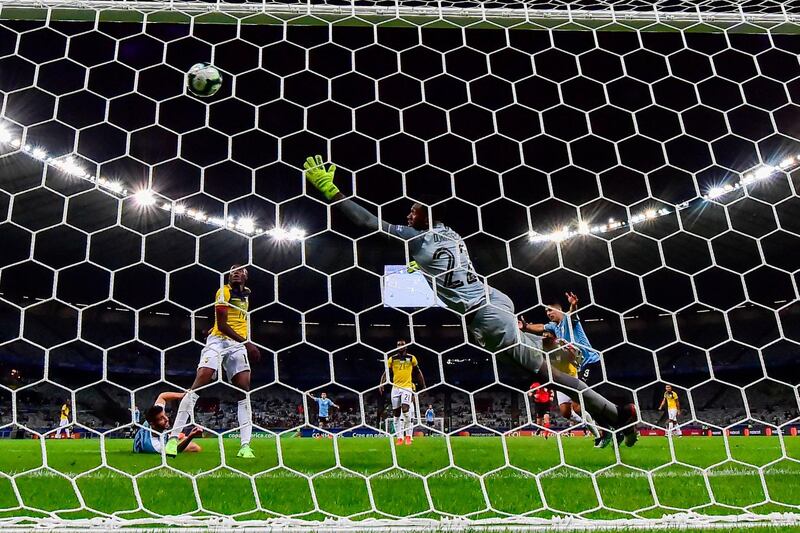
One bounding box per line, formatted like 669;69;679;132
0;436;799;524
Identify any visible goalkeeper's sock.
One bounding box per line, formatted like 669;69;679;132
171;391;198;439
237;398;252;448
402;411;413;438
394;416;403;440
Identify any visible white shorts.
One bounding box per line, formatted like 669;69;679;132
199;335;250;382
58;418;69;428
668;408;678;420
391;387;413;409
556;391;572;406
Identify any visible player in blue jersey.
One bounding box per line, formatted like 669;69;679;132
133;392;203;454
519;293;602;385
303;155;638;447
308;392;339;429
424;404;435;435
520;292;605;444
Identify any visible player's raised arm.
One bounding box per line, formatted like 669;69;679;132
303;155;422;240
518;315;547;335
566;292;579;314
155;391;185;405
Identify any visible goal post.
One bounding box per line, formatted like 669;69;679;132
0;0;799;529
1;0;799;33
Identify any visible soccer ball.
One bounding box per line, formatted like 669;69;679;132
186;62;223;98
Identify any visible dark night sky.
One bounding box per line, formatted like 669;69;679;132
0;13;799;409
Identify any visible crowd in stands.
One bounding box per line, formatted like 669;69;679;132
1;375;798;435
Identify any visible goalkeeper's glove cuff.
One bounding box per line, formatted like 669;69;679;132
319;181;340;201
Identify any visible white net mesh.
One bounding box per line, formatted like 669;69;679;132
0;0;799;528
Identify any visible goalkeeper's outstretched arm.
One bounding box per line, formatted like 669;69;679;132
303;155;420;240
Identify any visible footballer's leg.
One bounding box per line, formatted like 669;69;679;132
402;398;413;445
229;351;254;459
166;337;222;457
470;289;637;447
166;369;211;457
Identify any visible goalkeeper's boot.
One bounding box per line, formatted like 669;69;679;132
164;437;179;458
595;431;612;449
616;403;639;448
237;444;256;459
404;436;412;446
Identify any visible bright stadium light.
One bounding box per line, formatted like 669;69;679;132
133;189;156;207
0;124;11;143
31;147;47;160
268;227;306;242
236;217;256;234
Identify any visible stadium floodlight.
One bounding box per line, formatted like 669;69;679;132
236;217;256;234
31;147;47;161
267;227;306;241
0;124;11;143
133;189;157;207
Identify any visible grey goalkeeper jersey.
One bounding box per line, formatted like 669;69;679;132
336;199;487;313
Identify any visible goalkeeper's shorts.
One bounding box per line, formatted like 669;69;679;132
468;287;544;374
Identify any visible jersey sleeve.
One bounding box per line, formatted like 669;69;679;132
386;224;424;241
411;355;418;367
214;286;230;309
544;322;558;334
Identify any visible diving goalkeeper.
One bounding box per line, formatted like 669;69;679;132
302;155;638;447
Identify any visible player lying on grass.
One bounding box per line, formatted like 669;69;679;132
304;155;637;447
134;392;203;454
165;264;261;459
379;339;426;446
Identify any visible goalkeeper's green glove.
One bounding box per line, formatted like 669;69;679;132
303;155;339;201
407;261;420;273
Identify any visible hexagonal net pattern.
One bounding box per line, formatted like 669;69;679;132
1;0;800;529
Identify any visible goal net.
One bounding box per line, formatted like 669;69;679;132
0;0;799;529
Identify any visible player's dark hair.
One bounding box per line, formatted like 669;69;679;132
144;405;164;426
414;194;447;225
545;301;563;310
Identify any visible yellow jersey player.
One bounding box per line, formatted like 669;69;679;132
379;339;426;446
659;385;681;437
545;328;602;444
165;264;261;459
55;399;71;439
